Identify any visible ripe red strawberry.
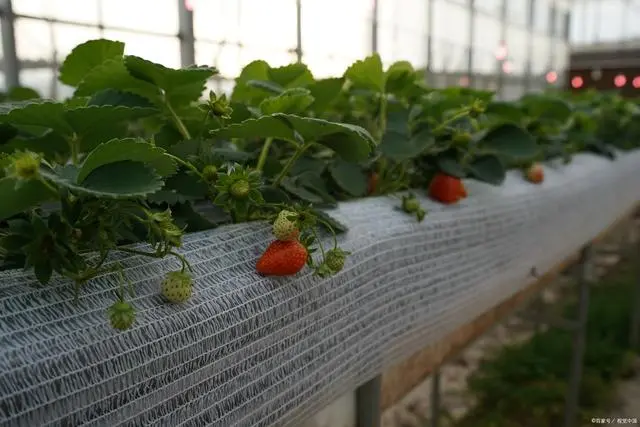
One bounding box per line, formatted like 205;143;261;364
428;173;465;204
525;163;544;184
256;240;308;276
367;172;379;195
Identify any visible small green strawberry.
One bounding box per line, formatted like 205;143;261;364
402;195;420;213
325;247;350;273
273;210;299;241
161;270;193;303
108;300;136;330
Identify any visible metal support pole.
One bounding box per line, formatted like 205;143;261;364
371;0;378;53
177;0;196;67
495;0;507;99
425;0;434;84
0;0;20;88
563;244;593;427
523;0;534;91
430;369;441;427
295;0;303;62
356;376;381;427
467;0;476;87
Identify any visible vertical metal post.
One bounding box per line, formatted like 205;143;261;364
295;0;303;61
524;0;534;91
425;0;434;84
495;0;508;99
371;0;378;53
178;0;196;67
563;244;593;427
356;376;381;427
0;0;20;88
467;0;476;87
430;369;441;427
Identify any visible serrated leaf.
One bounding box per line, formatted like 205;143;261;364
311;208;348;234
247;80;285;95
468;154;505;185
124;56;217;105
307;78;344;113
78;138;176;182
290;157;326;176
59;39;125;87
435;150;466;178
88;89;157;108
379;111;435;161
75;58;160;101
0;131;69;160
0;101;73;135
7;87;41;101
268;63;315;87
259;88;315;115
345;54;385;93
231;60;271;104
280;176;324;203
329;159;367;197
478;123;539;161
64;105;158;139
385;61;416;93
0;177;56;220
210;114;375;162
42;161;163;198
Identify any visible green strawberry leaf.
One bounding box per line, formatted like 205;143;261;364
0;101;73;135
280;176;324;204
268;63;315;88
7;87;41;101
78;138;177;182
87;89;158;108
468;154;506;185
0;177;56;221
379;111;435;161
385;61;417;93
124;55;217;105
259;88;315;115
75;58;160;101
42;161;163;198
307;78;344;113
0;123;18;144
328;159;367;197
59;39;125;87
211;114;376;162
247;80;285;95
232;60;271;103
0;131;69;160
477;123;539;161
345;54;385;93
435;150;466;178
311;208;348;234
485;102;526;123
64;105;159;138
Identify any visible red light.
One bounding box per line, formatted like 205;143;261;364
571;76;583;89
546;71;558;84
614;74;627;87
502;61;512;74
459;76;469;87
633;76;640;88
495;43;508;61
185;0;193;11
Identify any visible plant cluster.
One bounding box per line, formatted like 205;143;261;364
1;39;639;330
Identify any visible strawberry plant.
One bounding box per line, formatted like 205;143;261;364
0;39;638;331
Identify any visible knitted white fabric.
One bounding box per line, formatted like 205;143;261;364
1;151;639;427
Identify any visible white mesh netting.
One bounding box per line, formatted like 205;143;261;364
1;151;640;427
